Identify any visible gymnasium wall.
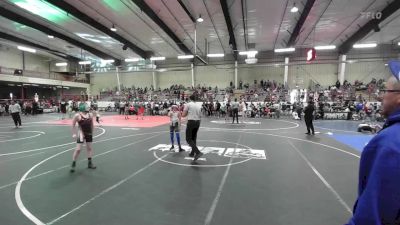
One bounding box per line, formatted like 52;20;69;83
287;63;337;88
195;65;234;88
24;52;50;73
346;60;391;83
0;46;50;74
0;47;23;69
88;46;398;94
89;60;393;95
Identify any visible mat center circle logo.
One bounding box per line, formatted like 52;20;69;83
149;140;267;167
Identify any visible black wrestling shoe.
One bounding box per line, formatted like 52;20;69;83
170;146;175;151
193;152;204;161
70;161;76;173
88;163;97;169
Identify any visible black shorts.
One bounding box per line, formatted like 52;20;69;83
77;132;93;143
170;122;180;132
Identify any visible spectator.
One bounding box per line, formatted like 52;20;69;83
345;75;400;225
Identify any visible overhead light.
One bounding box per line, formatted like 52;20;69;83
101;59;115;63
353;43;377;49
150;56;166;61
17;46;36;53
55;62;68;67
290;3;299;13
79;61;91;65
239;50;258;56
47;35;54;39
197;15;204;23
158;69;167;72
245;58;258;64
125;58;140;62
178;55;194;59
207;53;225;58
274;47;295;53
31;84;39;87
398;42;400;46
385;63;388;66
110;24;117;32
314;45;336;50
63;86;70;89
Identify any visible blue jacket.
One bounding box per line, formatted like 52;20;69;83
346;109;400;225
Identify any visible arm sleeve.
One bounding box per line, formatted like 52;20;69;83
345;147;400;225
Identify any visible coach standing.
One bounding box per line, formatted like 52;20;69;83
10;100;22;128
345;65;400;225
304;101;315;135
182;95;203;161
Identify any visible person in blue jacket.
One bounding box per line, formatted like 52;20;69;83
345;75;400;225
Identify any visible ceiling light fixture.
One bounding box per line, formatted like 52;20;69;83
245;58;258;64
178;55;194;59
110;24;117;32
207;53;225;58
150;57;166;61
274;47;295;53
55;62;68;67
197;15;204;23
290;3;299;13
78;61;91;65
239;50;258;56
47;35;54;39
17;46;36;53
353;43;377;49
125;58;140;62
101;59;115;63
314;45;336;50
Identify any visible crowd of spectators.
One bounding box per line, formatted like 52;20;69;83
0;99;56;116
0;77;385;123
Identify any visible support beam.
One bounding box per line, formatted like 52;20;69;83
0;31;80;62
116;67;121;92
152;71;157;90
235;61;238;88
338;55;346;85
0;6;118;61
45;0;150;59
177;0;195;23
287;0;316;47
338;0;400;54
220;0;238;60
241;0;248;49
130;0;191;54
284;57;289;87
191;63;195;87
